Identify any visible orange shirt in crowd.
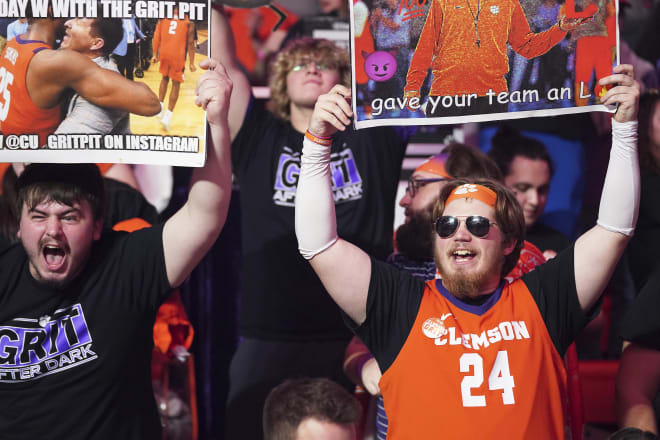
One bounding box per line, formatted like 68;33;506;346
405;0;567;96
380;279;567;438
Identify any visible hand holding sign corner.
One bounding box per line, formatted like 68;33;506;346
196;58;233;128
308;85;353;139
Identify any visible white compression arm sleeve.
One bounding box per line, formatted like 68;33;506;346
597;119;640;236
295;137;338;260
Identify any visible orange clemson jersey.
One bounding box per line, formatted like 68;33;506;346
0;37;62;146
153;16;190;65
380;279;568;439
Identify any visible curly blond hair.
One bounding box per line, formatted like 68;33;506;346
268;37;350;121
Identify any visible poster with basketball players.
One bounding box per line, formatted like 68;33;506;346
0;0;209;166
350;0;618;128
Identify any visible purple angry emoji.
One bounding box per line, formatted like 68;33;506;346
363;50;397;82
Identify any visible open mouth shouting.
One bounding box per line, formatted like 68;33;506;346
42;242;68;272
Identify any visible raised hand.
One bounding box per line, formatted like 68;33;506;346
195;58;233;127
598;64;641;123
307;84;353;138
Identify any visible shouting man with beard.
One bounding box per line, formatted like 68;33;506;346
296;63;640;438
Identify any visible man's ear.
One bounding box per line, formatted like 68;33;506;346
90;37;105;53
502;239;517;256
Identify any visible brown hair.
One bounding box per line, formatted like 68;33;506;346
638;90;660;175
263;377;361;440
488;124;555;178
268;37;350;121
443;143;503;181
16;164;105;221
433;178;525;276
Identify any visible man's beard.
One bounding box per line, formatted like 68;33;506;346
435;244;505;300
395;208;435;261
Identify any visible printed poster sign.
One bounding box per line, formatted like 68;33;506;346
0;0;209;166
351;0;618;128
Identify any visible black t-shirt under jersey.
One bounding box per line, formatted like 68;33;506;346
526;222;571;255
348;245;591;373
0;226;171;439
232;100;411;341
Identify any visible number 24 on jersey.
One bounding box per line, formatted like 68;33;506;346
460;350;516;407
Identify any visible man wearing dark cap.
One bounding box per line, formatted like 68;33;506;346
0;56;232;439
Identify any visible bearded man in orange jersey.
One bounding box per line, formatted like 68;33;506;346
295;64;640;438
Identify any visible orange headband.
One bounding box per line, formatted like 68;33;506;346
415;153;450;178
445;183;497;207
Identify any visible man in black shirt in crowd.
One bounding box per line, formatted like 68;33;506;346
210;5;414;438
488;126;571;258
0;58;232;439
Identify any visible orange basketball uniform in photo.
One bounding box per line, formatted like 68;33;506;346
405;0;567;97
0;36;62;146
380;279;567;439
153;16;190;82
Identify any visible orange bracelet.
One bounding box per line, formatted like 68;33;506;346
305;130;332;146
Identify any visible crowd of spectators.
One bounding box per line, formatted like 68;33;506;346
2;1;660;439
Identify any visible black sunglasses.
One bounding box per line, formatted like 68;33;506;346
406;177;447;198
434;215;498;238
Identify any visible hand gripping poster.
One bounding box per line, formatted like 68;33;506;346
0;0;209;166
351;0;619;128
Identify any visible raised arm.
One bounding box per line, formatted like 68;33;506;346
509;0;594;59
573;64;641;311
162;58;233;287
294;84;372;325
211;5;252;140
30;49;160;116
508;0;565;58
